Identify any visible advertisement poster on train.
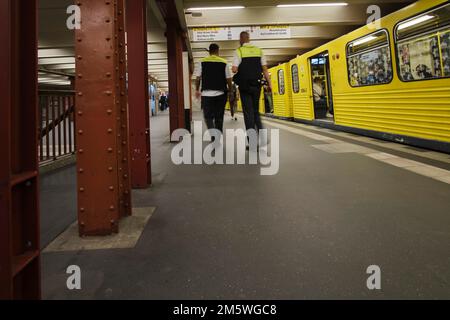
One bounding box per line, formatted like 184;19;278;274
348;47;390;86
398;36;440;80
441;32;450;76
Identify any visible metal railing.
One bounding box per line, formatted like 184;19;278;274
38;90;76;163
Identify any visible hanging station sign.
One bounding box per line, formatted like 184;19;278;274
192;25;291;42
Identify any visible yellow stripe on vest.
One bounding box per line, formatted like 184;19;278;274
237;46;263;58
201;55;228;64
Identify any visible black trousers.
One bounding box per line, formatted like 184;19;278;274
202;94;227;133
230;98;237;117
240;86;263;132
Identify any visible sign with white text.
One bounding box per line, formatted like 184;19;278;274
192;26;291;42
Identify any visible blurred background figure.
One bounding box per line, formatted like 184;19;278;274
229;82;238;121
159;92;168;111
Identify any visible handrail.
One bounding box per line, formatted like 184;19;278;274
38;68;75;79
38;91;76;163
39;103;74;139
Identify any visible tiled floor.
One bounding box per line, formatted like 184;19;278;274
265;117;450;185
41;111;450;299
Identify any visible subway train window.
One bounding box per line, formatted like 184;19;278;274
395;3;450;81
311;57;325;65
347;30;392;87
291;64;300;93
278;69;285;95
441;32;450;77
346;30;393;87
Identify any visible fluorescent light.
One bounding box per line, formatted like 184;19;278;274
187;6;245;11
39;79;71;85
277;2;348;7
352;36;377;46
398;15;435;30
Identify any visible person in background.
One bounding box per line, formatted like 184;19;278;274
313;77;325;104
159;93;168;111
416;64;433;79
194;43;233;134
313;77;333;118
263;84;273;114
232;31;271;141
229;82;238;121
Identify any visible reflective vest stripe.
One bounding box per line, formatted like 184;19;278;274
201;55;228;64
237;46;263;59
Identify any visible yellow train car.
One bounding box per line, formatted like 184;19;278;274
281;0;450;152
270;63;294;120
237;91;243;112
259;87;265;114
290;56;315;120
228;87;265;114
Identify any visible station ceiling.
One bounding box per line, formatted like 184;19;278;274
38;0;415;91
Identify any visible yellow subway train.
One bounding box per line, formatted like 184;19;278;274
266;0;450;153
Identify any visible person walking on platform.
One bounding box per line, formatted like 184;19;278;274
229;82;239;121
194;43;233;134
159;92;168;111
232;31;271;137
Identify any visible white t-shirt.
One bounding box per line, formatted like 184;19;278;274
193;59;232;97
313;83;324;102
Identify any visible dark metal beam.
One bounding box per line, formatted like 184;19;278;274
116;0;133;215
156;0;187;136
167;20;186;137
0;0;41;300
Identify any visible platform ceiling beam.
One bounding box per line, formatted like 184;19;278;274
184;2;412;27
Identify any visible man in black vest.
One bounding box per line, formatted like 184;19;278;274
194;43;233;133
232;31;271;136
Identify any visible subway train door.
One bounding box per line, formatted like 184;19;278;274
309;52;334;121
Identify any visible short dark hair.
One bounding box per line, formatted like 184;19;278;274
209;43;219;54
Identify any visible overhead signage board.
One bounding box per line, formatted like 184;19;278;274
259;25;291;39
192;26;291;42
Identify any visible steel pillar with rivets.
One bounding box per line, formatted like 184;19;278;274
167;21;186;139
0;0;41;299
115;0;133;216
75;0;126;236
126;0;152;188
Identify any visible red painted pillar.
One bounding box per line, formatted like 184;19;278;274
0;0;41;299
115;0;133;216
126;0;152;188
189;71;193;126
167;21;186;139
75;0;127;236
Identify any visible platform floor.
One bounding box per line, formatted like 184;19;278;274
41;111;450;299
